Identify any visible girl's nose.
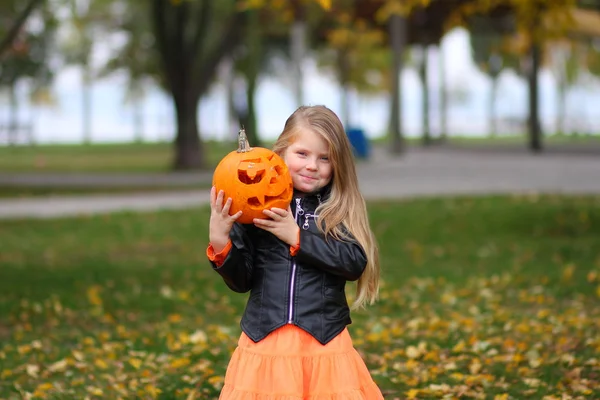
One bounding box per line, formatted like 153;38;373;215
306;159;317;171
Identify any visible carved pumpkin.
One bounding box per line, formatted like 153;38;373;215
212;129;293;224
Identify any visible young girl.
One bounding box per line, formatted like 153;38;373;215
207;105;383;399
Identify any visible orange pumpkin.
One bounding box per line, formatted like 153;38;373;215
212;129;293;224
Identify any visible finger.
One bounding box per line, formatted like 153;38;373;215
231;211;243;221
210;186;216;207
269;207;287;218
262;209;276;219
222;197;233;215
253;218;270;227
215;190;225;209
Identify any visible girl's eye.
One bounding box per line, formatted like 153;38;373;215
297;151;306;156
320;156;329;161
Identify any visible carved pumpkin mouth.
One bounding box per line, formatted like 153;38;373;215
248;195;286;207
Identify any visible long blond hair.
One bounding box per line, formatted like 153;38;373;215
273;105;380;309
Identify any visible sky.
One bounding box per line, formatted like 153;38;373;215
3;27;600;145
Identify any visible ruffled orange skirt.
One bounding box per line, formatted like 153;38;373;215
219;324;384;399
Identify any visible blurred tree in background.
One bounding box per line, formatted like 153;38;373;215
0;0;58;145
1;0;600;167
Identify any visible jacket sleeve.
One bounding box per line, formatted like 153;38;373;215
210;223;255;293
295;228;367;281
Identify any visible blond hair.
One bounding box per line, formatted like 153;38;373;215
273;105;380;309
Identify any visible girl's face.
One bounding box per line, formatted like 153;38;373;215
283;128;332;194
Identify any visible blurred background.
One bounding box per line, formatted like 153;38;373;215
1;0;600;170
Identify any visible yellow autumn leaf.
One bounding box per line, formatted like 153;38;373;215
170;357;191;369
469;360;482;374
48;359;68;373
34;382;54;392
186;389;199;400
129;358;143;369
86;285;103;306
208;375;224;390
452;340;466;353
406;345;420;359
168;314;182;323
406;388;420;399
189;330;207;344
562;263;575;281
94;359;108;369
315;0;331;10
143;384;162;398
86;386;103;396
26;364;39;377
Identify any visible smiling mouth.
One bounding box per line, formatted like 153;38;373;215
299;175;317;181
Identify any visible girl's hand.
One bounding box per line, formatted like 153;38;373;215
209;186;242;252
254;206;299;246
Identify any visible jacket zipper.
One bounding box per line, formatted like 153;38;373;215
288;197;304;324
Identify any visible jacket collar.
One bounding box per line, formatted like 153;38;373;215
293;183;331;203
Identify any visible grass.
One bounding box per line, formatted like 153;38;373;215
0;141;237;174
1;195;600;399
0;185;208;199
1;134;599;174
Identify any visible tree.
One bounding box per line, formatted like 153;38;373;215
0;0;58;145
99;0;163;143
60;0;114;144
152;0;245;169
588;39;600;78
469;20;522;137
548;40;583;135
0;0;44;58
319;14;391;128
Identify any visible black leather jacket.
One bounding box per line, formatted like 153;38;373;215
211;186;367;345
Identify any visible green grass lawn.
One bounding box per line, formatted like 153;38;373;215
1;134;599;174
0;141;238;174
1;195;599;399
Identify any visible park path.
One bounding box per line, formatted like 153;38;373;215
0;145;599;220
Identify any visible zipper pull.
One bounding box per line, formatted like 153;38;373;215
295;198;304;216
303;213;318;230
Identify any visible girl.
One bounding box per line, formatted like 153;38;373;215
207;105;383;399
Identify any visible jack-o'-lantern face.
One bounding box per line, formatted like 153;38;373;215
213;143;293;224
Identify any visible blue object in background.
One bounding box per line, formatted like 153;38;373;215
346;127;370;159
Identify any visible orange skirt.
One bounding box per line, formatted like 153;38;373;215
219;324;384;400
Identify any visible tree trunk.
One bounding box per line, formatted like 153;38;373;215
290;20;306;107
489;75;498;137
134;98;144;143
388;14;407;154
420;46;431;146
173;93;203;169
8;83;18;146
152;0;245;170
556;80;566;135
439;44;448;143
528;42;542;152
82;64;92;144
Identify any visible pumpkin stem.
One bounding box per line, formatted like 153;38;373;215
237;127;252;153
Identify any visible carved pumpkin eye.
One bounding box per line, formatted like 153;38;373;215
212;130;293;224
